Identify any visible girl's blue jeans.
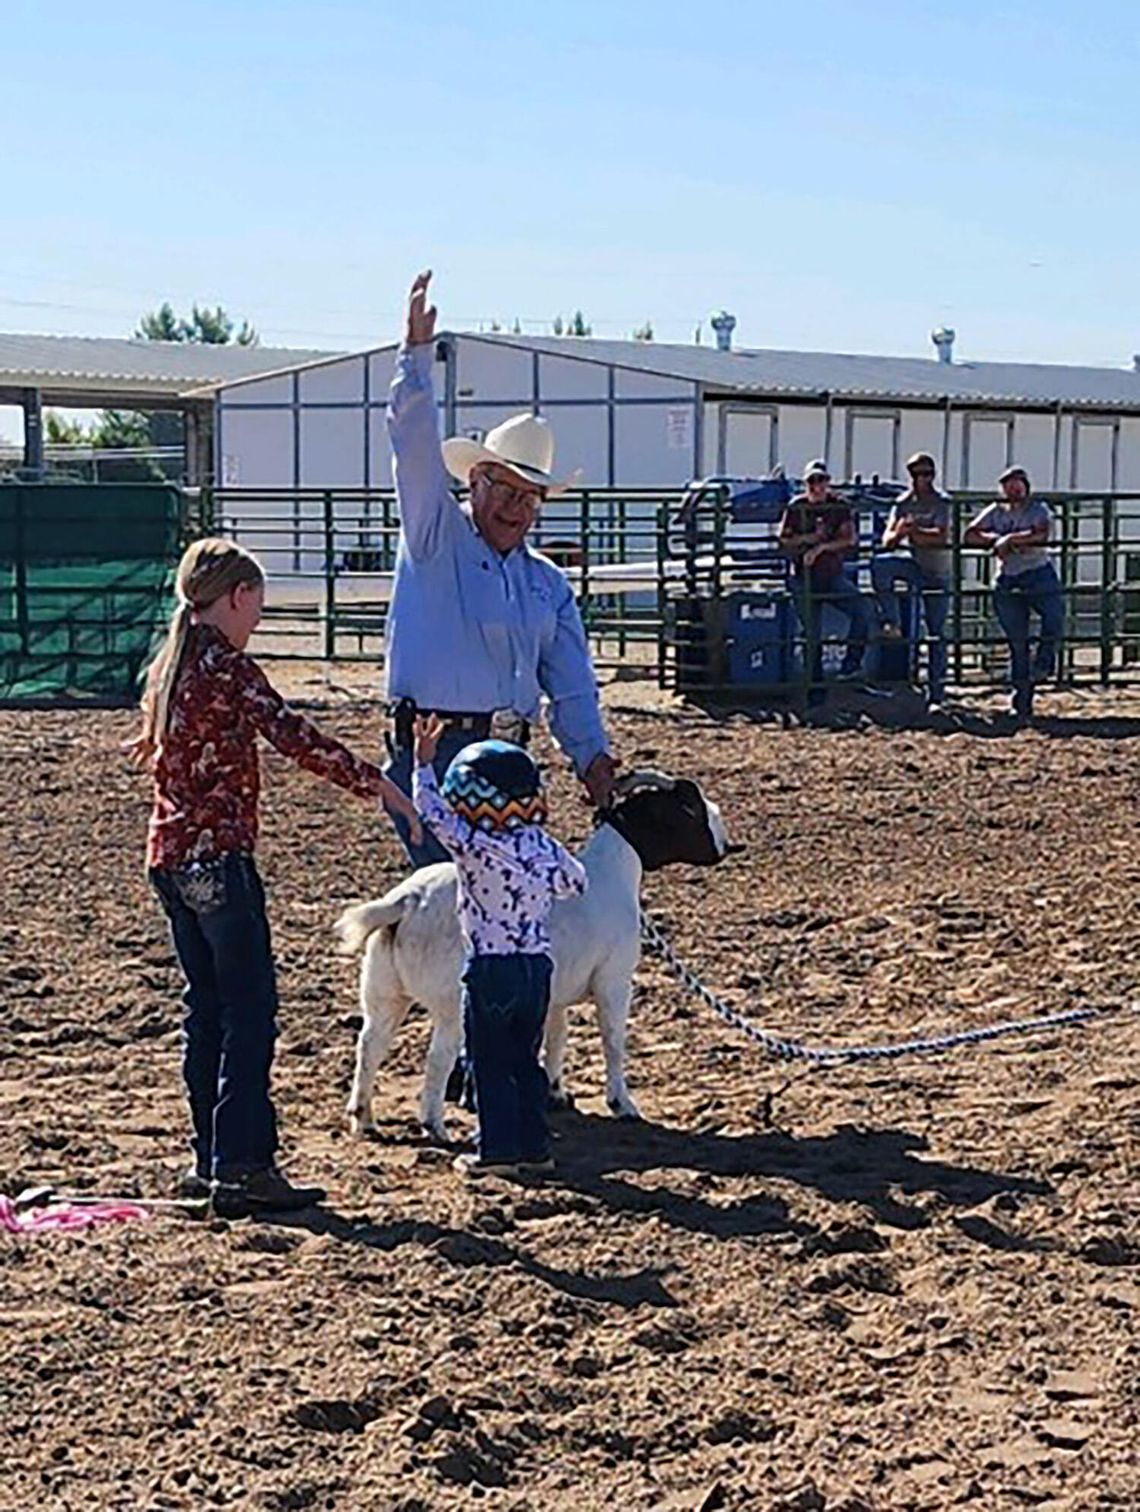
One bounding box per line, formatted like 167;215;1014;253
150;851;279;1178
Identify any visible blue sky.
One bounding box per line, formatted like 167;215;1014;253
1;0;1137;377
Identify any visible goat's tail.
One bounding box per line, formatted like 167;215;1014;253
333;894;412;955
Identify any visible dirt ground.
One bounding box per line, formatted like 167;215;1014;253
1;672;1138;1512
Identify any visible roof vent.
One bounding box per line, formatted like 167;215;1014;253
931;326;956;364
711;311;737;352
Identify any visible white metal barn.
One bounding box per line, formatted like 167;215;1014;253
205;329;1140;571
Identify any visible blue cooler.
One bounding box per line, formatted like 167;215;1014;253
727;591;791;686
728;477;793;522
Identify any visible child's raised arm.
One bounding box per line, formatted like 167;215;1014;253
412;759;472;856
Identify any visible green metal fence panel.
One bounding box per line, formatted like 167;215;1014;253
206;485;673;671
660;489;1140;701
0;483;184;704
196;483;1140;699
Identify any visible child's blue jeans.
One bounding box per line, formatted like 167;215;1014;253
462;952;553;1164
150;851;279;1178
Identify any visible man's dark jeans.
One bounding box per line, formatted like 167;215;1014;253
992;563;1064;716
385;722;488;1101
150;852;279;1177
870;553;950;702
793;566;871;694
462;952;553;1164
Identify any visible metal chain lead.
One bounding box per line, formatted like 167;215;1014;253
640;911;1129;1066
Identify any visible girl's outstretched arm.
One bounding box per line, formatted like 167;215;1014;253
230;648;422;843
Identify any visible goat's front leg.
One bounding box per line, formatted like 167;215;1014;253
347;988;412;1135
543;1002;573;1108
593;971;641;1120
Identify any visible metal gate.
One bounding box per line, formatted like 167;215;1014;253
661;487;1140;699
0;484;184;704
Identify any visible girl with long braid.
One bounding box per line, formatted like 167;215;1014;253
129;537;420;1215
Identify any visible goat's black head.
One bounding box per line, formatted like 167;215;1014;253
600;770;740;872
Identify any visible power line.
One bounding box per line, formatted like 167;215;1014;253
0;292;687;347
0;284;706;343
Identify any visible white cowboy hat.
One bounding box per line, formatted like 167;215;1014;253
441;412;580;496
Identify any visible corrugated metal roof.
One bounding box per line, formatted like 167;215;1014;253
0;332;337;394
202;328;1140;413
475;333;1140;411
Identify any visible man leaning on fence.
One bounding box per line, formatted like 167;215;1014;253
871;451;952;711
965;465;1063;725
381;270;619;866
778;459;870;705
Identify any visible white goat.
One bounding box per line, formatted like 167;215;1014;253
335;771;733;1139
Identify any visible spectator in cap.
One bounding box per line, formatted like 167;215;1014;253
778;460;870;703
870;451;953;709
965;466;1063;723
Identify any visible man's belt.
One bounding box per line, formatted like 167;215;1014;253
389;698;530;748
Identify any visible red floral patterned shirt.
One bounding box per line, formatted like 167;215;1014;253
147;623;385;870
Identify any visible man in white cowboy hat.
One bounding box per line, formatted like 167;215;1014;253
382;270;618;866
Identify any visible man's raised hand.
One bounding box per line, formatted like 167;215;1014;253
405;270;437;348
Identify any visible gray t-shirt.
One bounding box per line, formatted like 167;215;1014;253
885;488;952;580
972;498;1053;577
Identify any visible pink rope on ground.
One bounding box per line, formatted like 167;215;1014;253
0;1195;151;1234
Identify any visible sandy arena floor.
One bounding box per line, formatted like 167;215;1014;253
1;675;1137;1511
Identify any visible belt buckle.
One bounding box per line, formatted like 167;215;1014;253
490;709;526;745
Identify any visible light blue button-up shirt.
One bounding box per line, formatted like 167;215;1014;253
385;344;608;776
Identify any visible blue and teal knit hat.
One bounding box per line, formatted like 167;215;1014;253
441;739;547;833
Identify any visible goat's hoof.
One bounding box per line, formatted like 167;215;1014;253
607;1094;642;1121
347;1108;375;1137
547;1087;576;1111
421;1121;450;1145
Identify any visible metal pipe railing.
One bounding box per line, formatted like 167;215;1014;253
186;484;1140;686
661;488;1140;698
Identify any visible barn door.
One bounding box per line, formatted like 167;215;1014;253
843;409;900;481
717;404;778;475
961;413;1014;488
1070;417;1118;491
1066;418;1119;593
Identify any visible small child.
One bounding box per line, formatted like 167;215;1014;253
412;714;587;1177
128;537;421;1216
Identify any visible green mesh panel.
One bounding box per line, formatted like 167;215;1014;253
0;484;183;703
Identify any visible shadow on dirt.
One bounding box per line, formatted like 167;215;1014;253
263;1205;679;1310
264;1114;1054;1302
686;687;1140;742
548;1112;1054;1233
